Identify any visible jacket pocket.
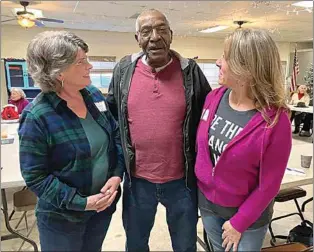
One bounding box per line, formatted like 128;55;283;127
195;152;211;186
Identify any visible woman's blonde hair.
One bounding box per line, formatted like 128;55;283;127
224;28;289;127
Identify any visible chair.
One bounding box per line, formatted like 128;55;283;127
269;187;307;246
197;213;213;252
203;228;213;252
302;197;313;212
12;188;38;251
299;118;313;137
262;242;310;252
303;246;314;252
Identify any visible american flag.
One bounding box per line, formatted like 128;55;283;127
290;47;300;92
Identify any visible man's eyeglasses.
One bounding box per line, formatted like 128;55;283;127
139;26;170;38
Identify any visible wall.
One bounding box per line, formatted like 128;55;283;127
1;25;291;61
1;60;8;109
290;41;313;52
288;49;313;85
1;24;292;100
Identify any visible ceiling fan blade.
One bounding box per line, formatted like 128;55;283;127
1;18;17;23
34;19;45;27
1;15;15;18
36;17;64;23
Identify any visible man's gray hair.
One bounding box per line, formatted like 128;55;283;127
26;31;88;93
135;9;170;33
11;87;26;99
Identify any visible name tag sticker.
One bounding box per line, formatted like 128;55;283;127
201;109;209;121
95;101;107;112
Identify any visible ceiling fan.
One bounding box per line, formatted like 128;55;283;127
1;1;64;28
233;20;249;29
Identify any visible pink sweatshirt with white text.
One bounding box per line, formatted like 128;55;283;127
195;87;292;233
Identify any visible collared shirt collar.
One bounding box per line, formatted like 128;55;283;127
141;55;173;72
131;49;189;70
44;87;91;110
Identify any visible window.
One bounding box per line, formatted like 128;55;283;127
90;72;113;89
196;59;220;89
197;60;288;90
89;56;116;93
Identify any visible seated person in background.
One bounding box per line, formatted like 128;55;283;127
9;88;29;114
289;85;310;134
290;84;310;106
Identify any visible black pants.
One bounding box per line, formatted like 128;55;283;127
291;111;304;131
291;112;312;132
303;113;313;131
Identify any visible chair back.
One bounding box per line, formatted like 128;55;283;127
302;246;313;252
262;242;307;252
13;189;37;212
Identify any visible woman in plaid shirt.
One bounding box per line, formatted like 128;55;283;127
19;31;125;252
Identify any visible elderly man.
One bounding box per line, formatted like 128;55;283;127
106;9;211;252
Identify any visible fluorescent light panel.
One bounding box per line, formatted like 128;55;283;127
199;25;229;33
292;1;313;8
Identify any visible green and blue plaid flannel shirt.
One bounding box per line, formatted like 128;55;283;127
19;85;125;222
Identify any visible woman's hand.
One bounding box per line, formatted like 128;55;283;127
222;221;242;252
100;176;121;195
85;193;107;211
94;176;121;212
95;190;118;212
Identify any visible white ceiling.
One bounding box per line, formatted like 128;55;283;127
1;1;313;42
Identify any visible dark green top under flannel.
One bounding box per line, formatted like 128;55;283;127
80;111;109;195
19;85;125;222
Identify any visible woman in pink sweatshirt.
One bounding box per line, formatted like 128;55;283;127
196;29;292;251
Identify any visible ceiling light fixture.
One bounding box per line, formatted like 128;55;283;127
13;7;43;18
199;25;229;33
17;15;35;28
292;1;313;8
233;20;249;29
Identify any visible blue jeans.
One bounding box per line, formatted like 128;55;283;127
37;210;112;252
200;211;268;251
122;176;198;252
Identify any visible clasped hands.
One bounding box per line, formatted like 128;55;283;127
85;176;121;212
